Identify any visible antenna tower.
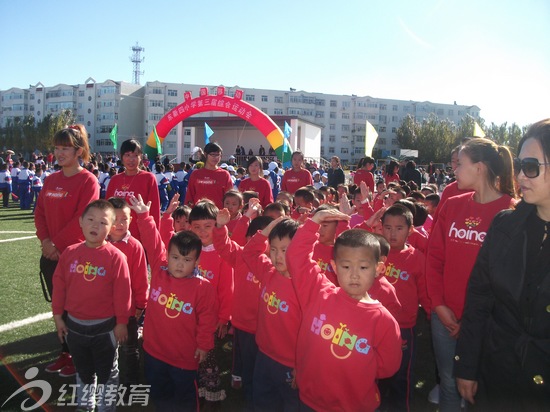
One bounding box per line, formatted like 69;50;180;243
130;42;145;85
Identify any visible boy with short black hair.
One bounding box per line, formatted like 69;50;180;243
107;197;149;388
379;204;430;411
128;194;218;411
52;199;132;411
291;187;315;220
242;217;302;412
286;209;402;411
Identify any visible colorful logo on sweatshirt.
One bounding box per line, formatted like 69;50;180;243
45;187;69;199
448;216;485;243
260;286;289;315
69;260;106;281
316;258;334;274
198;266;215;280
384;263;410;284
246;271;261;286
310;313;371;359
150;286;194;319
113;186;135;199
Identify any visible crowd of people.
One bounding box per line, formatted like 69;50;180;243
1;118;548;411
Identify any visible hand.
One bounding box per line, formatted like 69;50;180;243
457;378;478;405
113;323;128;345
135;308;144;319
164;193;180;215
339;193;353;215
261;216;286;237
312;209;350;225
216;208;231;228
53;315;68;344
128;194;151;214
216;321;229;339
245;198;262;219
290;369;298;390
359;181;371;203
365;206;386;233
42;238;59;260
435;305;460;336
195;348;208;363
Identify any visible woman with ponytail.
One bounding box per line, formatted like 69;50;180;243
425;137;517;411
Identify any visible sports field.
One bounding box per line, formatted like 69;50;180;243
0;201;439;411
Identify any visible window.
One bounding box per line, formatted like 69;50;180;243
329;124;335;130
274;108;283;115
458;110;464;116
393;105;398;111
448;109;454;116
341;148;349;154
320;147;325;155
274;96;283;104
380;104;387;110
245;94;255;102
392;116;399;122
403;105;410;112
79;91;84;97
184;141;191;148
392;139;399;145
379;126;386;132
330;112;336;119
342;101;350;108
315;99;325;106
367;103;378;108
330;100;337;107
302;109;314;116
329;135;336;142
168;89;178;97
184;129;191;136
152;88;163;94
261;95;268;102
378;138;387;145
288;108;301;115
150;100;163;107
167;102;177;109
392;127;397;133
166;142;176;149
341;124;350;131
354;147;364;154
149;113;162;121
379;115;387;123
315;111;324;118
329;147;335;154
342;113;350;119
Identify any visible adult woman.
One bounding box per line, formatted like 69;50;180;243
184;142;233;209
34;124;100;377
426;137;517;411
238;156;273;208
106;139;160;241
455;119;550;410
384;160;400;186
326;155;345;189
281;150;313;194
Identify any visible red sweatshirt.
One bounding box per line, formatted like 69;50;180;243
242;232;301;368
52;242;132;324
106;171;161;241
426;192;514;319
197;246;234;324
238;177;273;208
35;169;99;252
312;242;338;285
287;220;403;412
385;246;430;328
281;168;313;194
109;232;149;311
213;226;261;334
368;275;402;321
184;167;233;209
431;180;472;226
137;211;218;370
353;169;375;193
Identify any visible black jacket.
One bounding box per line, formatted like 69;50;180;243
327;167;345;189
454;201;550;403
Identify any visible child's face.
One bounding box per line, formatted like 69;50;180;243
248;160;261;177
377;183;386;193
224;196;242;219
422;200;435;216
291;155;303;170
190;219;215;246
318;221;338;245
167;245;198;279
110;207;131;241
331;246;381;301
174;216;190;232
80;207;114;248
382;214;412;250
269;236;292;277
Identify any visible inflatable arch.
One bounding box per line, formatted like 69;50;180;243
144;86;292;163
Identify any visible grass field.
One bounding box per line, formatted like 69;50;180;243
0;199;439;412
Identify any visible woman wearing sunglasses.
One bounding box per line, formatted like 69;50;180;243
455;118;550;410
426;137;518;411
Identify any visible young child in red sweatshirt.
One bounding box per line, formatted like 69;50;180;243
52;199;132;411
379;204;430;412
242;217;302;412
214;207;274;409
189;199;234;403
286;209;402;412
107;197;149;388
128;194;218;411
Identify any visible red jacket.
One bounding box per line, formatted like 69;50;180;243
281;169;313;194
184;167;233;209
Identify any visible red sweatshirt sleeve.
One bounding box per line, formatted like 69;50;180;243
129;240;149;310
184;172;197;206
231;215;250;247
160;213;175;250
195;280;219;352
136;211;166;273
216;257;234;324
414;250;431;315
242;231;274;284
112;251;132;324
213;226;240;268
51;252;69;316
425;201;449;309
373;313;404;379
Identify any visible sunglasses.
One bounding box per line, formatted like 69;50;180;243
513;157;550;178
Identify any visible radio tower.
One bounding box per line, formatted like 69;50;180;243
130;42;145;85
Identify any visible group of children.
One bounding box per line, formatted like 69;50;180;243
0;160;49;209
51;158;439;412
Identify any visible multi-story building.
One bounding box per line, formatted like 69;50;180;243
1;80;480;165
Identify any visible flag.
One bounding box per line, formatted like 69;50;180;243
153;125;162;155
365;121;379;156
204;122;214;144
109;123;118;150
283;121;292;153
473;121;485;138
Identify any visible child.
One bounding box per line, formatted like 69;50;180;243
107;198;149;388
242;217;302;411
223;190;244;236
18;161;34;210
189;199;234;403
285;209;402;412
32;166;43;211
154;163;169;212
0;163;12;208
379;204;430;411
52;200;132;410
291;187;315;221
128;194;218;411
159;193;191;247
214;209;274;409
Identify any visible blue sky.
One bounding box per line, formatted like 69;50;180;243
1;0;548;127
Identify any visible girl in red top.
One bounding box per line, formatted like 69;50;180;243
105;139;161;241
35;124;100;377
353;156;376;193
384;160;401;186
281;150;313;194
426;138;516;411
238;156;273;208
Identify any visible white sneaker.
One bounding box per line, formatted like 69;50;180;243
428;384;439;404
